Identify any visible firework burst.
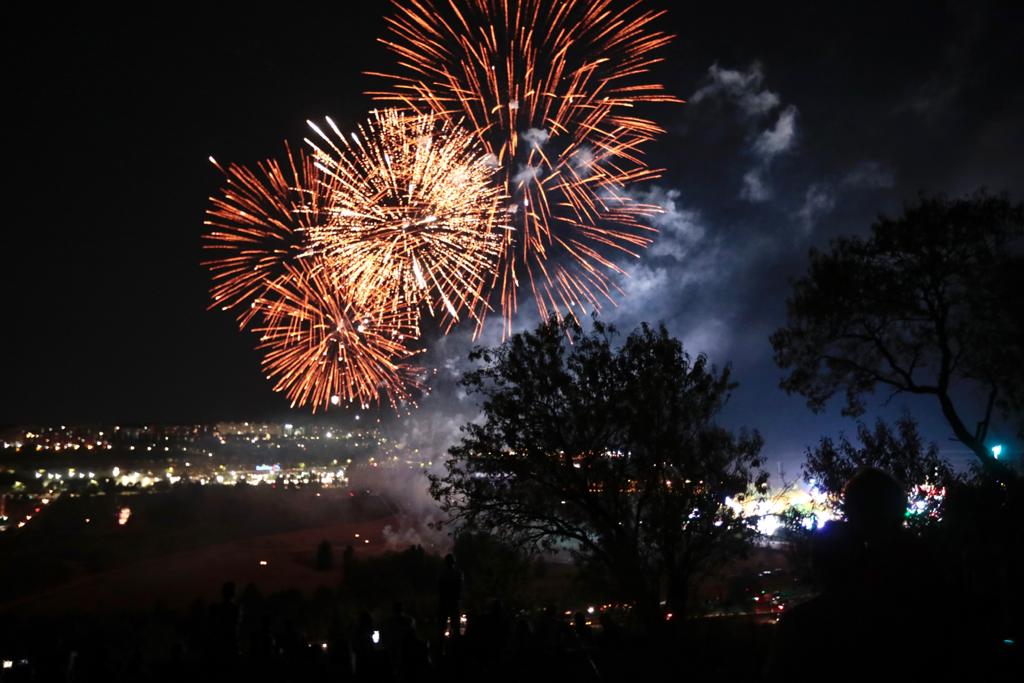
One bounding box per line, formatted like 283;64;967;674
304;108;507;330
202;144;329;329
254;259;423;412
367;0;681;334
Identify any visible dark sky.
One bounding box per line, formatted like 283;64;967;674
5;2;1023;473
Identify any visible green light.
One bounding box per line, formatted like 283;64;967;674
991;444;1003;460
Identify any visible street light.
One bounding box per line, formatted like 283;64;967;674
992;444;1003;460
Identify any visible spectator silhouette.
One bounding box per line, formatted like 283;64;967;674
768;468;953;678
208;581;241;671
351;609;379;680
572;611;594;648
535;603;569;655
437;553;463;644
383;601;417;677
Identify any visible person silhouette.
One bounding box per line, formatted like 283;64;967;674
351;610;378;680
437;553;463;644
209;581;241;671
383;601;417;678
767;468;951;678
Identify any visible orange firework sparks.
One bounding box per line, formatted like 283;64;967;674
254;259;424;412
367;0;681;335
304;108;507;330
203;144;330;329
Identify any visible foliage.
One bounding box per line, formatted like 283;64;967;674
430;317;765;621
340;544;442;610
452;531;534;610
771;191;1024;472
803;415;953;502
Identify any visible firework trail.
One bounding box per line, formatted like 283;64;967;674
304;108;507;330
254;259;424;412
203;144;329;329
367;0;681;335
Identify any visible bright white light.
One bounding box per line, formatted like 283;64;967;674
371;630;380;644
756;514;781;537
992;444;1003;459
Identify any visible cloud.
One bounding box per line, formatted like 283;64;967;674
795;183;836;232
753;106;798;159
635;187;705;259
690;61;799;203
680;318;732;358
512;163;543;185
691;62;781;117
571;145;596;177
842;160;895;189
740;169;772;202
601;186;745;363
739;103;798;201
522;127;550;148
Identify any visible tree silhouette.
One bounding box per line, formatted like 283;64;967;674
430;317;765;624
771;191;1024;474
803;414;953;502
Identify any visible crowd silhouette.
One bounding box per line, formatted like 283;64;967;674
1;467;1019;681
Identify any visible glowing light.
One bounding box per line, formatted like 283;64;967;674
368;0;680;334
254;259;424;411
305;108;506;329
117;507;131;526
203;145;332;330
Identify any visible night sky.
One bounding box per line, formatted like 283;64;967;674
6;2;1023;474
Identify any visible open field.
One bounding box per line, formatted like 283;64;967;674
0;486;401;615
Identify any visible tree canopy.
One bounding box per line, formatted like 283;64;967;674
802;414;952;502
771;191;1024;473
430;317;764;621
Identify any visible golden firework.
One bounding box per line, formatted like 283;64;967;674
367;0;681;335
304;108;507;331
254;259;423;412
202;144;329;329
